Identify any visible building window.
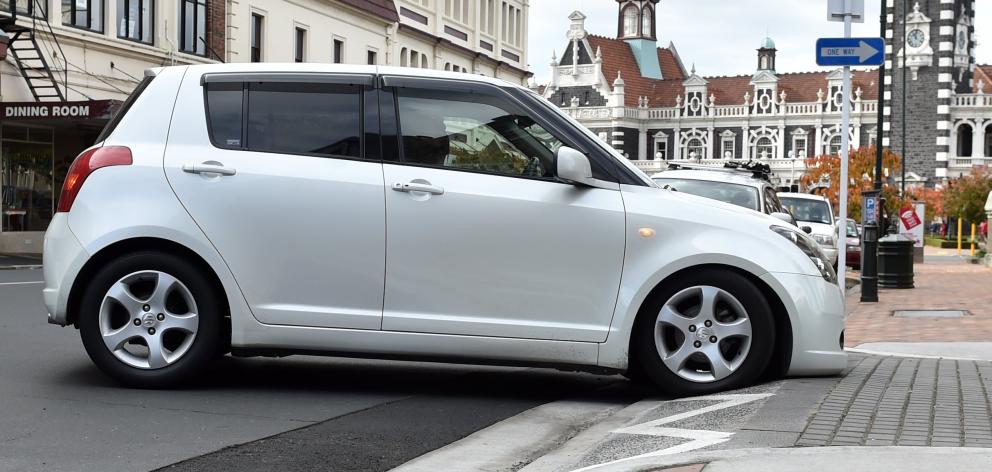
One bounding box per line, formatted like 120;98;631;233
654;141;667;160
480;0;495;35
721;136;735;159
1;124;57;233
117;0;153;43
444;0;470;24
792;137;807;158
641;6;652;37
755;137;775;159
367;49;377;65
333;39;344;64
250;13;263;62
14;0;47;18
294;27;306;63
622;5;638;37
63;0;104;32
501;2;521;47
179;0;207;56
686;138;705;159
827;135;843;156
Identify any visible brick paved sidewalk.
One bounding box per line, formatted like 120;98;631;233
797;355;992;447
844;259;992;346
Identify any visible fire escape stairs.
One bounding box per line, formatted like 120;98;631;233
0;15;66;102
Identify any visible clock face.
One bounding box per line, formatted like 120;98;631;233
958;30;967;50
907;28;926;48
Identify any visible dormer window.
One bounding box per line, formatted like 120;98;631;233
623;5;638;37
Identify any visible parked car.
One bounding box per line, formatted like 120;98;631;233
43;64;845;396
778;192;839;270
651;162;797;225
845;218;861;270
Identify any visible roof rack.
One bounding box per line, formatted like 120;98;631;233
664;160;773;182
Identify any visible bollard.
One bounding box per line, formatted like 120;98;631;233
958;218;964;256
972;223;977;257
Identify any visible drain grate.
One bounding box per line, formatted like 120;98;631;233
893;310;967;318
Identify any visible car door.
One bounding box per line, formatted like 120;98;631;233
163;72;386;330
379;77;626;343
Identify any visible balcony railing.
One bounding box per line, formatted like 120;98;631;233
952;94;992;108
559;99;879;122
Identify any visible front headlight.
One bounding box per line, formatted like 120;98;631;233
771;226;837;283
812;234;835;246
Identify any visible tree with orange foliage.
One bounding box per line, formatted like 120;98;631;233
799;146;905;222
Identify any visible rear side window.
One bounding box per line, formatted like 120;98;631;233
204;81;363;159
97;75;154;142
205;82;243;147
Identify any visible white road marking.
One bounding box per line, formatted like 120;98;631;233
569;393;774;472
0;281;44;286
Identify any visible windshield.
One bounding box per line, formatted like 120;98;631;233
654;178;760;211
780;197;833;225
847;220;859;237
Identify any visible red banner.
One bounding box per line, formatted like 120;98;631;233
899;204;922;230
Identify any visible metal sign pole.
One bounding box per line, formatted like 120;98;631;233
837;0;853;290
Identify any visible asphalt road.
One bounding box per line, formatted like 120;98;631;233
0;268;626;472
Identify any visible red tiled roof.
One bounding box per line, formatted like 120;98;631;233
587;34;879;108
338;0;399;23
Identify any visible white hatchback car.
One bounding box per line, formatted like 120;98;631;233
43;64;845;395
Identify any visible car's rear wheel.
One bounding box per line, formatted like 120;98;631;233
78;251;221;388
633;268;775;396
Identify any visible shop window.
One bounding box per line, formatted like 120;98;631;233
246;82;362;158
1;125;56;233
394;87;564;179
117;0;153;44
179;0;207;56
63;0;104;32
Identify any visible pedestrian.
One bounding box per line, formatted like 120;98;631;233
981;220;988;244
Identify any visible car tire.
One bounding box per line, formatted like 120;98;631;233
78;251;222;388
633;268;775;396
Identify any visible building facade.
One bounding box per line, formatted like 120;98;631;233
0;0;532;254
542;0;983;190
226;0;530;83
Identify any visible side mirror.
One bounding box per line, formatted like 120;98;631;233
556;147;617;190
771;212;797;226
801;226;813;234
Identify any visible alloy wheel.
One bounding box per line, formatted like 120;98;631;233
98;270;199;369
654;285;753;383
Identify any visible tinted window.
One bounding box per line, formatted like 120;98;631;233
395;87;562;178
246;82;361;158
653;177;760;211
205;82;244;148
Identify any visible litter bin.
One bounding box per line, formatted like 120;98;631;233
877;234;914;288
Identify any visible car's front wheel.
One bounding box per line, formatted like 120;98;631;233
633;268;775;396
78;251;222;388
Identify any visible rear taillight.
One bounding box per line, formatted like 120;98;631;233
57;146;132;213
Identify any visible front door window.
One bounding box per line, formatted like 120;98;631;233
1;125;54;232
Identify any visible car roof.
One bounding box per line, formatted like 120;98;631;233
173;63;525;90
777;192;829;202
651;168;768;188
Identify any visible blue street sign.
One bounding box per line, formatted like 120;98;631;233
864;195;878;224
816;37;885;66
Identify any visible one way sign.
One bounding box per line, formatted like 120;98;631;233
816;37;884;66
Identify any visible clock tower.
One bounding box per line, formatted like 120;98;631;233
885;0;976;183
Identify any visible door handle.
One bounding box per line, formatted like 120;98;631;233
392;181;444;195
182;163;237;176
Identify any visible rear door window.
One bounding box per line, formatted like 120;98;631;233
247;82;362;158
204;79;365;160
